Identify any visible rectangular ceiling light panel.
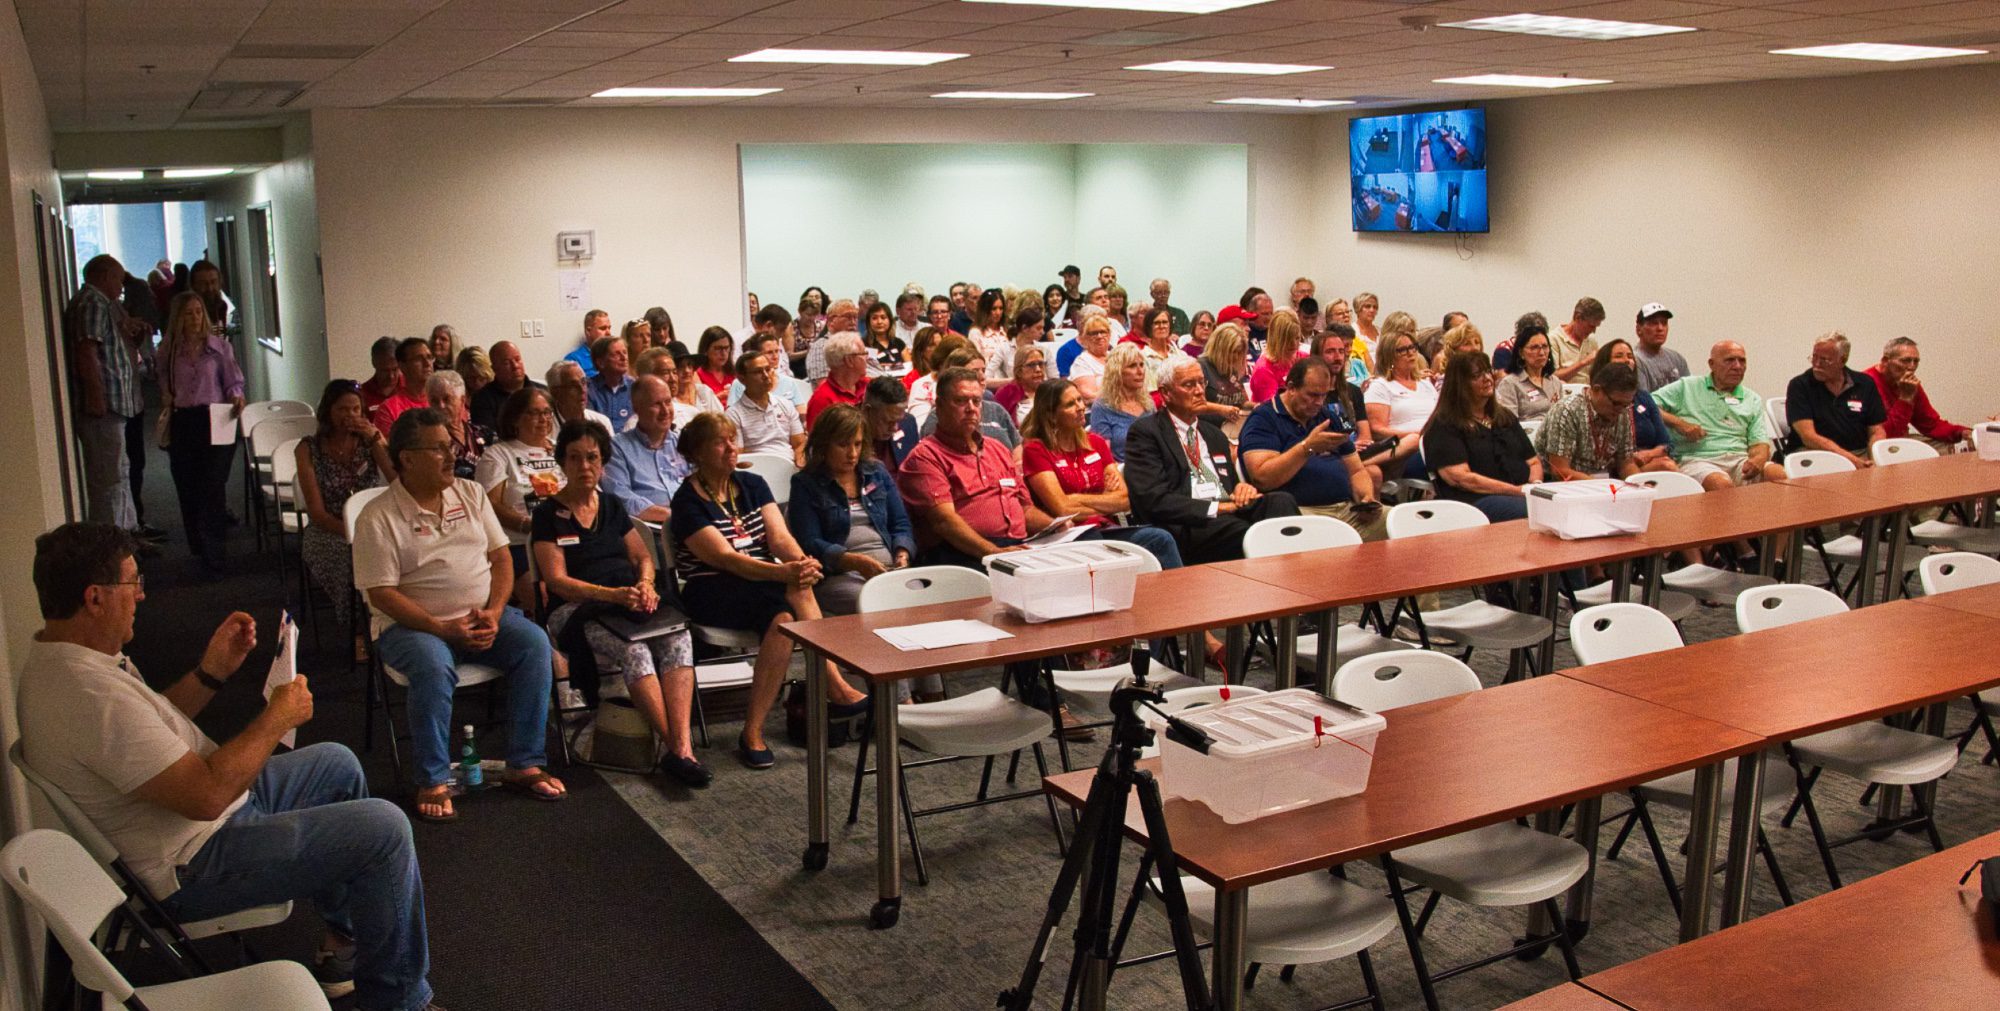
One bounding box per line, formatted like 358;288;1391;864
1769;43;1986;62
1128;60;1327;75
1440;14;1695;41
932;91;1092;100
1214;97;1352;107
1434;74;1611;88
962;0;1275;13
591;87;782;97
730;48;966;65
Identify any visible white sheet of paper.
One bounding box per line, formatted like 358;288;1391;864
209;403;238;446
558;269;589;311
262;611;299;749
874;619;1013;652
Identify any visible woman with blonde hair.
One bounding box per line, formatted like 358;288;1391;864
1365;322;1438;480
621;318;653;359
1248;309;1305;403
1352;291;1382;352
1197;322;1251;436
1370;311;1420;378
1431;322;1485;375
159;291;244;574
454;345;493;400
1067;315;1114;401
1087;342;1152;461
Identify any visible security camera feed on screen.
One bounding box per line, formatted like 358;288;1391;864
1350;108;1488;233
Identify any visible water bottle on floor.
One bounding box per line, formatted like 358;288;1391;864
459;724;483;789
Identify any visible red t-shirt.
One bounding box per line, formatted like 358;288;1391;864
372;391;428;437
1020;434;1116;527
695;367;732;407
806;375;866;428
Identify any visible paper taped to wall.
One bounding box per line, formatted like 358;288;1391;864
558;269;589;311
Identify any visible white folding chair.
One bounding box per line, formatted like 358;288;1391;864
246;414;317;552
8;743;293;978
846;566;1067;887
1332;650;1587;1004
1048;540;1199;719
1871;437;2000;554
1120;681;1394;1002
1787;450;1923;597
1384;501;1554;680
1763;395;1787;449
1560;382;1586;400
1626;470;1777;607
269;438;318;646
1916;553;2000;762
1242;515;1400;678
1735;584;1957;889
1;830;331;1011
735;452;798;507
237;400;312;537
1566;606;1796;913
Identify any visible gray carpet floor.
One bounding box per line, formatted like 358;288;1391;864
602;558;2000;1011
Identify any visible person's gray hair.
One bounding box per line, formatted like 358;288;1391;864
1882;336;1918;359
1813;331;1851;362
822;332;866;364
545;360;585;391
387;407;448;472
426;368;465;402
430;323;457;343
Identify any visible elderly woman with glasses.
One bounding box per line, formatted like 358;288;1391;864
1364;324;1438;481
476;387;563;604
995;345;1046;427
426;369;491;480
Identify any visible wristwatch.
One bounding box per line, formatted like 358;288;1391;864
193;667;227;692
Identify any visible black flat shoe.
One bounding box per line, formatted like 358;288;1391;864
829;696;874;719
736;734;775;770
659;754;713;788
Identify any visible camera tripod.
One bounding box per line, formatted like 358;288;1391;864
999;645;1215;1011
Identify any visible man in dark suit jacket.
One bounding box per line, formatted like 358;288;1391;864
1126;360;1298;564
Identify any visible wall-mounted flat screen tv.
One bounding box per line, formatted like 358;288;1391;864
1349;108;1487;233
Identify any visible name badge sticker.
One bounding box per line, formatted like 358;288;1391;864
998;477;1018;488
556;535;581;547
1724;396;1741;406
1083;453;1101;464
730;535;755;551
1847;401;1863;412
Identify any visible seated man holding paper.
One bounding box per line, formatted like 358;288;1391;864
17;522;439;1011
1124;360;1298;564
353;407;564;821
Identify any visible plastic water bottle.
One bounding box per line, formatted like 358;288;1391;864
459;724;483;788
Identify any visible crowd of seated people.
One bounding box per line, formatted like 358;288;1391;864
116;267;2000;795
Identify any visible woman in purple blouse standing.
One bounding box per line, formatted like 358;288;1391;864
159;291;244;575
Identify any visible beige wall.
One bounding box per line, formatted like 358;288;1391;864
312;105;1323;383
0;0;68;1003
206;117;328;406
1317;61;2000;424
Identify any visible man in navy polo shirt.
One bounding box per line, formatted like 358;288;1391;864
1784;331;1886;468
1239;356;1386;540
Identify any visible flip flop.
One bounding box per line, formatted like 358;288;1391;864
411;785;457;823
502;769;567;802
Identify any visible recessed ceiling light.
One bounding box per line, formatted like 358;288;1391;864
87;170;144;181
729;48;965;66
162;167;234;179
1128;60;1329;76
1213;97;1354;108
1770;43;1987;62
932;91;1093;100
591;87;782;98
1440;14;1695;41
962;0;1274;13
1435;74;1612;88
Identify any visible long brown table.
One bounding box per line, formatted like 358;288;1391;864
1778;450;2000;604
1581;829;2000;1009
1500;983;1631;1010
1041;676;1763;1011
782;563;1322;928
1558;598;2000;928
1911;580;2000;620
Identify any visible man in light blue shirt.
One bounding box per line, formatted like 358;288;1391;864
602;376;690;523
586;337;635;432
562;309;610;380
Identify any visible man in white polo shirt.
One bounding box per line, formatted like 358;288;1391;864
725;349;805;466
354;407;563;823
17;522;440;1011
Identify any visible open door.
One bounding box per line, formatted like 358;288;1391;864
32;191;79;520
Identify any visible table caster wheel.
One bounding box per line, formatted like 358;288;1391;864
869;898;901;930
802;842;828;872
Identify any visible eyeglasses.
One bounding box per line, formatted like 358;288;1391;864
402;443;453;456
1395;344;1419;355
524;408;555;418
97;575;144;592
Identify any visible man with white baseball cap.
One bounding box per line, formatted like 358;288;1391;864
1631;301;1688;392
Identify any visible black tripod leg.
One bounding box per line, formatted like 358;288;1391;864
999;749;1119;1011
1132;770;1213;1011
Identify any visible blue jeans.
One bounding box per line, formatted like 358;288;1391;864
374;606;553;788
163;743;430;1011
1472;494;1530;523
1103;525;1185;569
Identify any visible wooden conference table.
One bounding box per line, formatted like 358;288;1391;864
1041;675;1762;1011
1497;982;1629;1010
1579;828;2000;1009
1776;449;2000;604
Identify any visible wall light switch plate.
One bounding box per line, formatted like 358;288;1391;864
519;319;534;339
531;319;546;338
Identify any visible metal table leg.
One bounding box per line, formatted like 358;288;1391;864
1212;889;1249;1011
1183;630;1204;680
1756;534;1776;578
1273;614;1298;691
1720;753;1766;927
870;689;903;929
1784;527;1806;585
803;647;830;872
1643;555;1664;609
1914;702;1950;813
1564;795;1603;938
1610;560;1631;603
1315;609;1337;695
1680;763;1724;941
1535;572;1558;676
1855;515;1882;607
1224;625;1248;686
1882;508;1909;602
1528;808;1561;936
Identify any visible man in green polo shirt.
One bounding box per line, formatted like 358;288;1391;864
1652;340;1788;491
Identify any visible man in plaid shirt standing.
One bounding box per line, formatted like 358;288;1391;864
68;254;147;539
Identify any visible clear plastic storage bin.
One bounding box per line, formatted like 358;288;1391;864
985;541;1147;623
1159;689;1387;824
1525;480;1656;540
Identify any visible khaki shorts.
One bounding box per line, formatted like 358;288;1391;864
1301;501;1391;542
1680;454;1760;487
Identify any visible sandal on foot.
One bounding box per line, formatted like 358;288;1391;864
501;769;567;802
412;785;457;823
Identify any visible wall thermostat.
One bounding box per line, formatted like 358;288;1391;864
557;230;595;259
